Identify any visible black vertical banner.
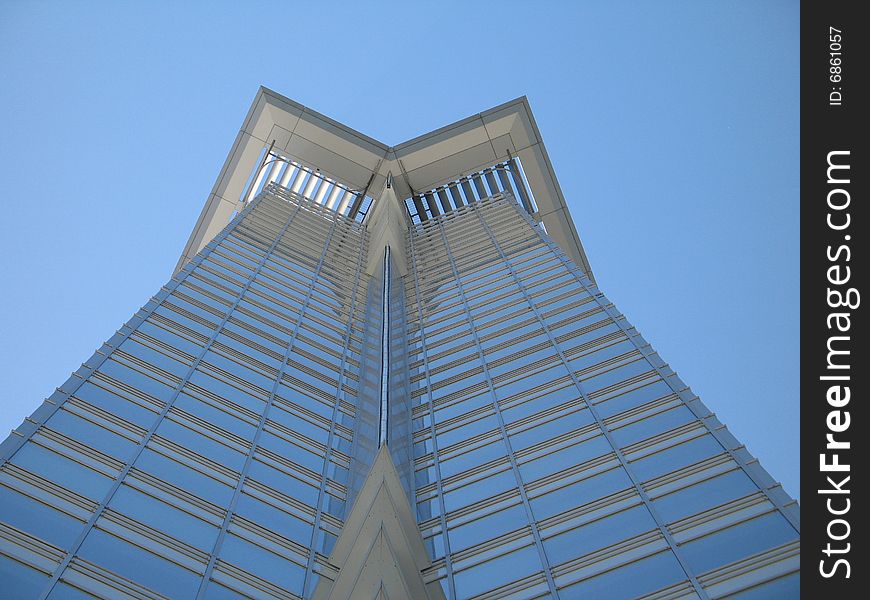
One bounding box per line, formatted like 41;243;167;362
802;1;866;596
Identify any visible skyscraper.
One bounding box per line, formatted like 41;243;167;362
1;88;799;599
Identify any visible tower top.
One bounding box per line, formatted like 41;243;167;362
177;86;592;280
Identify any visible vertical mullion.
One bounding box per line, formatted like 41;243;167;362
460;179;476;205
471;173;487;199
496;166;515;198
412;195;427;222
436;189;452;213
425;191;440;217
347;193;365;220
448;183;465;207
483;169;500;196
508;158;534;213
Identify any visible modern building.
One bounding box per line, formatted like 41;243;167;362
0;88;799;599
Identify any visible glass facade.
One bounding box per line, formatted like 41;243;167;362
1;188;371;599
1;172;799;597
402;195;799;598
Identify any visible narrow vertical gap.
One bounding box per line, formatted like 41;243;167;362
378;246;391;447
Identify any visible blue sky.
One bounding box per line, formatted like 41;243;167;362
0;1;799;499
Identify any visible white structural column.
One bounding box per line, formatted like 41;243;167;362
313;446;446;600
365;179;409;277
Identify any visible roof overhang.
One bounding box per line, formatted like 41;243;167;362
176;86;592;279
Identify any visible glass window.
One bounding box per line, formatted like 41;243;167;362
214;336;282;372
509;410;595;452
211;247;258;271
108;484;219;551
45;409;138;462
247;460;319;507
248;289;303;320
224;319;286;354
436;414;498;449
630;434;724;482
46;581;99;599
494;364;572;401
719;571;800;599
0;555;49;598
77;528;201;598
443;469;516;513
139;320;205;357
11;443;114;501
293;336;340;365
257;431;323;474
234;493;312;546
187;370;266;415
188;274;241;304
117;338;191;379
200;350;275;392
96;359;175;404
447;503;527;553
156;419;246;472
282;363;337;397
610;406;696;448
174;393;256;441
0;484;85;549
135;447;235;507
566;339;635;372
652;468;759;523
422;532;446;561
519;434;611;482
74;381;158;429
433;390;492;425
559;549;687;599
167;291;226;323
268;408;328;446
680;511;799;575
438;439;508;480
543;504;655;566
594;380;674;418
530;467;633;521
580;358;650;394
429;359;480;386
275;384;333;420
485;334;550;367
417;496;441;522
153;304;217;337
453;544;542;598
217;533;306;594
501;384;580;424
201;580;248;599
199;259;246;289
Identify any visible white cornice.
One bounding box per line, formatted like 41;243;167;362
175;86;592;280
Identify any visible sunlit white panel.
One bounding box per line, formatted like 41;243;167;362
325;185;343;209
279;163;298;187
292;171;308;193
245;156;270;203
302;172;319;199
265;158;283;185
313;179;330;205
336;190;354;214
